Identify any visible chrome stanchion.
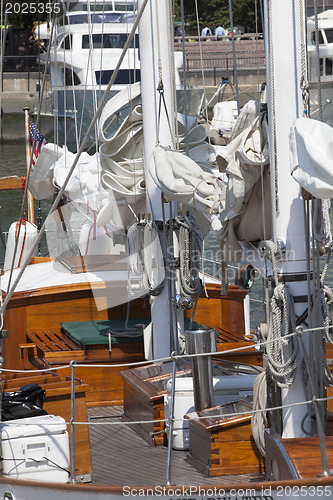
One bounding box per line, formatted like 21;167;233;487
166;351;177;485
70;360;77;483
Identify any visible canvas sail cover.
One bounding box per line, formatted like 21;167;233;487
290;117;333;198
149;101;272;259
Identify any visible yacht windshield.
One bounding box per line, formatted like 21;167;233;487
59;13;123;25
68;1;136;12
82;33;139;49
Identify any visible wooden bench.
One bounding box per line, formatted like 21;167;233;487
265;429;333;479
19;328;146;406
1;369;59;383
1;372;92;483
20;331;85;368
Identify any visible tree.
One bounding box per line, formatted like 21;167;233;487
174;0;262;34
4;0;51;30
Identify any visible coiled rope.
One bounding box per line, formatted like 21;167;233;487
266;283;299;388
127;221;165;295
175;214;203;298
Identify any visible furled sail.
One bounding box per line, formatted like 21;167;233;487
149;100;272;260
215;103;271;258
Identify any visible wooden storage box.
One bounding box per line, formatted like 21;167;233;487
185;398;264;476
121;359;192;446
121;359;262;447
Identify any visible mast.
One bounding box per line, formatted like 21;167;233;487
264;0;315;438
138;0;182;358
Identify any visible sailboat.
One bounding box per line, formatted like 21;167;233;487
1;0;333;498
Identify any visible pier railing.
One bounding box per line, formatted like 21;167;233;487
2;48;265;78
3;55;41;73
184;50;266;72
1;56;45;93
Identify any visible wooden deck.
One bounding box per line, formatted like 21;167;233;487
87;406;265;486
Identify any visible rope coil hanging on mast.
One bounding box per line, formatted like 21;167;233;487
126;219;165;297
175;213;203;300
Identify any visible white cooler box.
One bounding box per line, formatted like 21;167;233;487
164;374;258;450
0;414;70;483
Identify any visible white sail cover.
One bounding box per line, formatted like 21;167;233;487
211;101;238;134
29;143;64;199
148;145;222;214
290;117;333;198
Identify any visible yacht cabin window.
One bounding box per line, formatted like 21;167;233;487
82;33;139;49
60;35;72;50
59;13;125;24
324;29;333;44
64;67;80;86
111;2;137;10
318;57;333;77
311;30;324;45
325;58;333;76
95;69;140;85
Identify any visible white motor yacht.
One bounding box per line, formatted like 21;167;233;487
38;0;142;151
37;0;193;151
307;9;333;125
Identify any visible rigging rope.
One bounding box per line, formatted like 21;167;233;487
251;371;268;456
313;0;323;122
86;0;99;151
313;199;332;252
299;0;310;117
194;0;210;141
266;283;300;388
127;220;165;295
166;0;178;147
179;0;189;143
3;12;56;303
228;0;240;114
267;0;278;248
175;214;203;298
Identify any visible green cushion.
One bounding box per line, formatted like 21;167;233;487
61;318;209;346
61;319;150;346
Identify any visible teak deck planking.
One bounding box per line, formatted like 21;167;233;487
281;436;333;478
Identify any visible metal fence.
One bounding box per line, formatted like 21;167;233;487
184;50;266;71
3;55;41;73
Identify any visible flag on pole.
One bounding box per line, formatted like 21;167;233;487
29;118;46;169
